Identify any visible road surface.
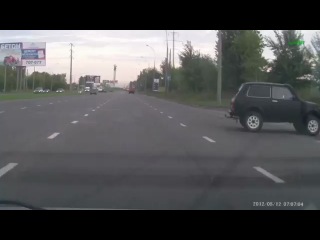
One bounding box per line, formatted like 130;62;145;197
0;91;319;210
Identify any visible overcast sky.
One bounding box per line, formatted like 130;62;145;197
0;30;318;86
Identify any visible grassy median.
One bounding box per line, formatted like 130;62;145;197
143;91;231;109
0;91;80;101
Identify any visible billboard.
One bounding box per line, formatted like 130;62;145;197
0;42;22;66
153;79;159;91
0;42;46;67
21;42;46;66
85;75;100;83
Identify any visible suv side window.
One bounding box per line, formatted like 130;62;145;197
247;85;271;98
272;86;293;100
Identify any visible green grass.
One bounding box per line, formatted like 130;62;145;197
143;91;231;109
0;91;80;101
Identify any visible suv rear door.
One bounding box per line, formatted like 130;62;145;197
271;86;301;122
245;84;273;121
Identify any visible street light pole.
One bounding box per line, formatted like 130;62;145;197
51;72;53;91
33;67;35;90
4;65;7;93
165;30;169;93
217;30;222;105
146;44;156;91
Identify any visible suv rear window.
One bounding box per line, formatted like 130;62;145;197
272;86;293;100
247;85;271;98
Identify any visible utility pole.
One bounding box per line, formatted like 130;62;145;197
169;31;178;69
16;67;19;91
70;43;74;91
217;30;222;105
33;67;35;90
168;49;172;91
113;64;117;88
165;30;169;93
19;67;23;91
50;72;53;91
3;65;7;93
25;68;27;90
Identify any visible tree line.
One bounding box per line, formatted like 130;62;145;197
0;66;68;92
136;30;320;98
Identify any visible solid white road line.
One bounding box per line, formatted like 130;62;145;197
168;116;173;119
253;166;285;184
180;123;187;127
48;132;60;139
0;111;4;114
84;114;88;117
0;163;18;179
202;136;216;143
20;107;26;110
71;121;78;124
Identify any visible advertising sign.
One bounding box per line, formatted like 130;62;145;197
0;42;22;66
21;42;46;66
153;79;159;91
85;75;101;83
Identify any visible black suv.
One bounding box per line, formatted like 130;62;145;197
226;82;320;136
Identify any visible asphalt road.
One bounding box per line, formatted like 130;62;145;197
0;90;320;210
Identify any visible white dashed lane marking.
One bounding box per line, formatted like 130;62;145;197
48;132;60;139
168;116;173;119
160;112;163;114
84;114;88;117
202;136;216;143
37;105;41;107
49;103;53;105
180;123;187;127
0;163;18;179
20;107;26;110
253;166;285;183
0;111;4;114
71;121;79;124
92;109;95;112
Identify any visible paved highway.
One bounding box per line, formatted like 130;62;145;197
0;90;319;210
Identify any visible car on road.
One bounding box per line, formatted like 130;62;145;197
226;82;320;136
90;87;98;95
43;89;50;93
84;87;90;93
33;87;44;93
56;88;64;93
98;87;106;92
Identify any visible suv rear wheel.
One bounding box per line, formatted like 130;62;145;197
242;111;263;132
306;115;320;136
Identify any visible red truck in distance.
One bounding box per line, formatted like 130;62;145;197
128;81;135;94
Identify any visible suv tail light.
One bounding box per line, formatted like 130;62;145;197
231;97;235;112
